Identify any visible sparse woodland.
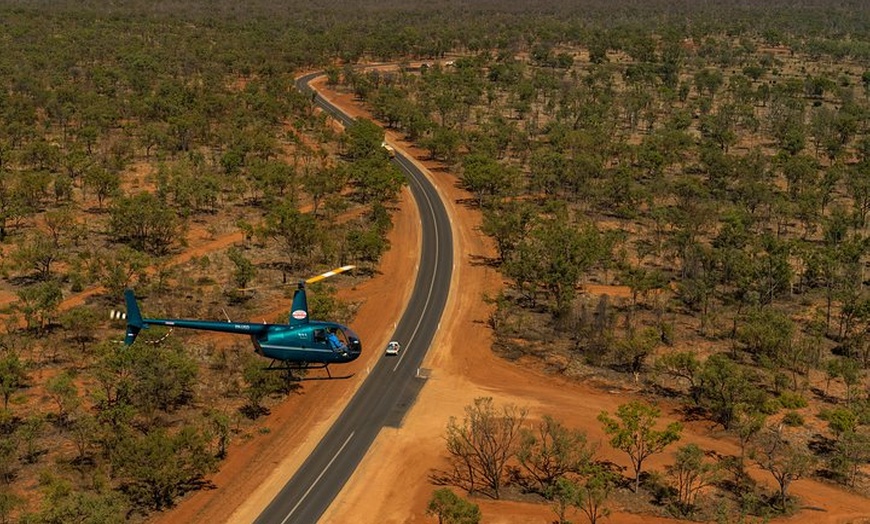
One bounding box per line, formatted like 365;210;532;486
334;0;870;520
0;0;868;521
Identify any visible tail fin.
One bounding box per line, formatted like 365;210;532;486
117;289;146;345
289;284;309;327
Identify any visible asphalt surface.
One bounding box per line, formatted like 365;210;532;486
253;74;454;524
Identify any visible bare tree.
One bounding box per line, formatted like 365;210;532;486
445;397;527;499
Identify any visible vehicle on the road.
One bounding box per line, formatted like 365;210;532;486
385;341;401;355
381;141;395;158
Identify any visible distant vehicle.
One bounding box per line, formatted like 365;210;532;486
381;141;396;158
385;341;401;356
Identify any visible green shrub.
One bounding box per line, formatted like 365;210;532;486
782;411;804;427
761;398;781;415
778;392;807;409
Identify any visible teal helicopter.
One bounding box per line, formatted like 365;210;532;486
111;265;362;375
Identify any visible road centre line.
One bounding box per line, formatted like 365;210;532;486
281;431;355;524
393;155;441;373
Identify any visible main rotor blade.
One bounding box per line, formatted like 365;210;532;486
237;265;355;291
305;265;355;284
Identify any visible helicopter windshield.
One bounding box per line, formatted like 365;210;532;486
316;326;360;354
338;327;361;353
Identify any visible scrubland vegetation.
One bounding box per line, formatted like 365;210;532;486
330;0;870;520
0;0;867;521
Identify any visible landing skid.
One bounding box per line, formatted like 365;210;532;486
265;360;336;379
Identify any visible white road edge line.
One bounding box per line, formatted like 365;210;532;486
281;431;355;524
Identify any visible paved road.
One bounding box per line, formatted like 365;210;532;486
253;73;453;524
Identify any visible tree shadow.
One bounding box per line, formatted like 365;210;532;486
185;478;218;492
647;382;685;400
6;274;45;287
455;197;480;208
809;386;840;404
677;404;708;422
468;253;500;267
429;469;455;487
239;404;270;420
807;432;837;455
70;454;97;469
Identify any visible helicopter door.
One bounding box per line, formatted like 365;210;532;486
312;329;329;349
311;328;342;353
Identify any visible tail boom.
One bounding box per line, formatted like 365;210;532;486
114;290;270;345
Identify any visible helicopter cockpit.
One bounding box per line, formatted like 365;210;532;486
314;326;361;356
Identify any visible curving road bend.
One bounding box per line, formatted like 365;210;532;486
252;74;453;523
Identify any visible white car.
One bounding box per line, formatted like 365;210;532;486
385;341;401;356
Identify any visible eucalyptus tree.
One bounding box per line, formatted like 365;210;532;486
0;350;27;411
26;477;127;524
845;160;870;228
421;126;462;163
751;427;816;510
83;164;120;209
830;428;870;487
737;307;795;367
342;118;385;161
666;443;720;516
696;354;766;429
577;465;616;524
700;104;738;153
15;281;63;332
460;153;521;207
769;98;806;157
346;156;404;206
59;306;101;354
481;200;535;263
13;233;63;281
248;159;298;207
517;415;596;496
504;211;606;317
109;192;180;256
598;400;682;493
426;488;481;524
694;68;724;101
115;425;215;510
261;200;320;275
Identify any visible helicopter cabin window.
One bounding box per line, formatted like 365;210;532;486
326;329;345;350
313;328;346;351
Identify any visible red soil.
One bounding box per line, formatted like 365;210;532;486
150;76;870;524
